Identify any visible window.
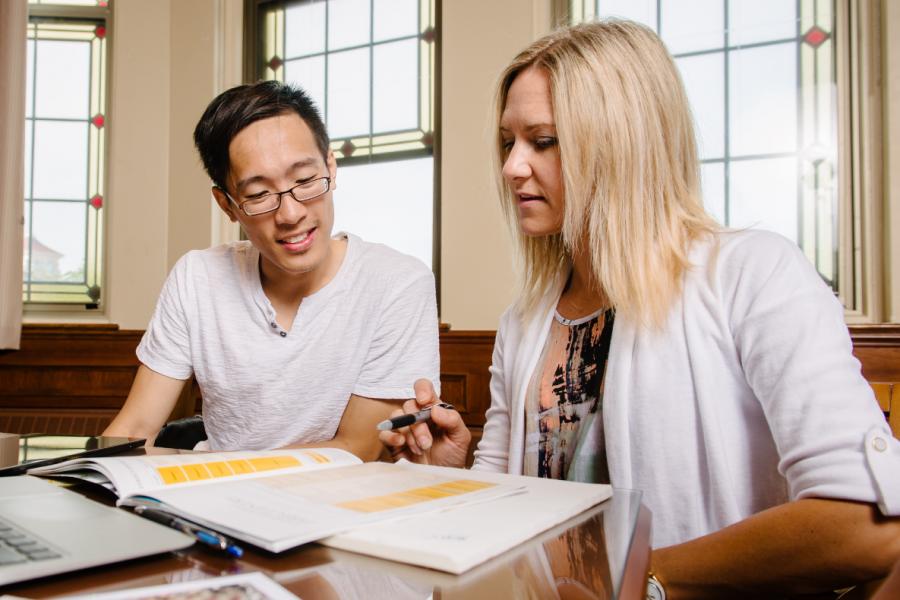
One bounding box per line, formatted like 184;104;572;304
569;1;855;303
24;0;110;308
251;0;438;269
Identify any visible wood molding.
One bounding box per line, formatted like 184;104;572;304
1;324;897;440
848;324;900;346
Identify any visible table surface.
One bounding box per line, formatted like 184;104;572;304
1;444;651;600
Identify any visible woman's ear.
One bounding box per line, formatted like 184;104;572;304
211;187;239;223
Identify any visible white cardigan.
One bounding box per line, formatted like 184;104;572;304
472;230;899;547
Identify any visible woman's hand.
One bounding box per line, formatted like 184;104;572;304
379;379;471;468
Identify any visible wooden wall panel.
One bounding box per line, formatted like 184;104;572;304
1;324;897;444
849;324;900;381
0;325;144;436
439;331;494;466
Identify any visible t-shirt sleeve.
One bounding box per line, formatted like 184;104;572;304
726;231;899;514
136;255;194;380
352;269;441;400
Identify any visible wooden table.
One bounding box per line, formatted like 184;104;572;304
2;486;650;599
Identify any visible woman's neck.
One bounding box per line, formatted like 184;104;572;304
557;247;607;320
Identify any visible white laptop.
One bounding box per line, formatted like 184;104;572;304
0;476;194;586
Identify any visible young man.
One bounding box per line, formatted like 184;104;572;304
103;81;440;459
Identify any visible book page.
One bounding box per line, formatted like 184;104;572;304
142;461;523;552
28;447;360;499
321;463;613;573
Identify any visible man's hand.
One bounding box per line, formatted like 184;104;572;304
378;379;471;468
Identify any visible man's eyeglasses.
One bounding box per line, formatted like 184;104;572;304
223;177;331;216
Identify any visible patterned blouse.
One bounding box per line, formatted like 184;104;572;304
523;308;615;482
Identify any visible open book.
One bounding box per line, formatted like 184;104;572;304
29;449;612;572
27;448;521;553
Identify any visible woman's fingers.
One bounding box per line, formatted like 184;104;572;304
413;378;438;407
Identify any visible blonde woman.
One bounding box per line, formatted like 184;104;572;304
382;20;900;597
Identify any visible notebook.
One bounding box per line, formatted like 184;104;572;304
0;476;194;586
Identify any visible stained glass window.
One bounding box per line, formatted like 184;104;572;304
24;4;109;306
571;0;840;290
256;0;437;268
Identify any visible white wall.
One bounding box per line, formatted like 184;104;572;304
106;0;228;329
105;0;173;329
33;0;897;330
438;0;554;330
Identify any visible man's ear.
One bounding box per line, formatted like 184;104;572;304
211;186;239;223
327;150;337;191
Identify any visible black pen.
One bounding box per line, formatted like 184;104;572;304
133;505;244;558
376;402;456;431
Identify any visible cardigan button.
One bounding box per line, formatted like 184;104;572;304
872;437;888;452
280;331;287;338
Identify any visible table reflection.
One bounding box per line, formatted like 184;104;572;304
2;490;645;600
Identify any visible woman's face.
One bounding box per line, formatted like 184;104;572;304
499;67;564;237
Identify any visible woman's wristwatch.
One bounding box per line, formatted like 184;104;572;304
646;572;666;600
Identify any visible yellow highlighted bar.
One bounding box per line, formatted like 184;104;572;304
304;452;331;464
337;480;497;513
205;461;234;477
227;460;254;475
157;454;302;485
182;463;212;481
247;455;301;472
157;466;188;484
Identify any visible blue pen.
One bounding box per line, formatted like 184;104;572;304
133;505;244;558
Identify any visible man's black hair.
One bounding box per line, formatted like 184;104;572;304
193;80;330;192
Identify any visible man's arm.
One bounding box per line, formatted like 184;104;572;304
102;365;187;441
283;393;400;462
652;497;900;599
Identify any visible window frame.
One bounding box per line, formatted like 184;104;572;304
561;0;887;322
23;0;112;315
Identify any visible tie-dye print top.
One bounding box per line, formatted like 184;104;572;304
523;308;615;482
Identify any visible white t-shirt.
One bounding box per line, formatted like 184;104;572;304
137;233;441;450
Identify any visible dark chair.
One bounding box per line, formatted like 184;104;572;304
154;415;207;450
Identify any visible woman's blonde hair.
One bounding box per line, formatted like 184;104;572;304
493;20;718;328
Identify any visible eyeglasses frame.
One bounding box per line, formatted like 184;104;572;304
220;176;332;217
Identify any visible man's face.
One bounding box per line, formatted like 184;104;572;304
214;113;338;286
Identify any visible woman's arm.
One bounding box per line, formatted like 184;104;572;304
654;233;900;597
652;498;900;599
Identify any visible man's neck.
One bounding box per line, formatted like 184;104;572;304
259;237;347;325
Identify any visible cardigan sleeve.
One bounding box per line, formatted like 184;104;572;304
472;308;514;473
723;230;899;514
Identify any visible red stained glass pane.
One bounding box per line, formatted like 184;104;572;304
422;26;435;44
94;25;106;39
268;56;283;71
803;26;829;48
91;114;105;128
90;195;103;209
340;139;355;157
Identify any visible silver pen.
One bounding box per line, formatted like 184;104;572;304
376;402;456;431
